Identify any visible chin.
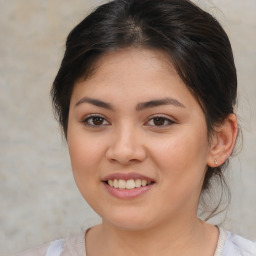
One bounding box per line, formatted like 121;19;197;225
108;219;153;231
101;208;157;231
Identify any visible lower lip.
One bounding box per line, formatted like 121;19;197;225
102;182;154;199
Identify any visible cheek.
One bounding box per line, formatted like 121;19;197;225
149;129;209;180
68;126;103;160
149;132;209;210
67;130;104;181
67;134;103;203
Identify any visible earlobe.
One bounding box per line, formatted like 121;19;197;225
207;114;238;167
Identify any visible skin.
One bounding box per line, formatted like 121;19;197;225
67;48;237;256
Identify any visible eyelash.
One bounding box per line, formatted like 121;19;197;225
82;114;110;127
81;114;175;128
145;116;175;127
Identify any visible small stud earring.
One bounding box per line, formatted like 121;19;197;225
214;159;218;166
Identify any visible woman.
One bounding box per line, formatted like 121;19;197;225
16;0;256;255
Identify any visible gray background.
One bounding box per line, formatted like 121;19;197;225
0;0;255;255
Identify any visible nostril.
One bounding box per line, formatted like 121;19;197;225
105;136;147;164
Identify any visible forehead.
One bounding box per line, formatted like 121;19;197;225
71;47;198;111
92;47;176;80
74;48;178;90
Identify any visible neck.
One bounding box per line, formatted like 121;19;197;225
85;216;219;256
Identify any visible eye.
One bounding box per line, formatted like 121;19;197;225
82;115;110;127
146;116;175;127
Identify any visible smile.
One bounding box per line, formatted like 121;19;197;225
102;173;155;199
107;179;153;189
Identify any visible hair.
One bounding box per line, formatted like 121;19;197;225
51;0;238;219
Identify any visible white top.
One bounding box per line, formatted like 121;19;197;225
15;227;256;256
221;230;256;255
45;239;65;256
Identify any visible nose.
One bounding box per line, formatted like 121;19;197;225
106;125;147;165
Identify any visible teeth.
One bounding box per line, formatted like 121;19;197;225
118;179;126;189
126;179;135;189
135;179;141;187
141;180;147;186
107;179;151;189
113;179;118;188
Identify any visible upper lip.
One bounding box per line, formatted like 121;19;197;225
102;172;155;182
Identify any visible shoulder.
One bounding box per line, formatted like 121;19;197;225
13;232;86;256
222;230;256;256
61;232;86;256
13;242;51;256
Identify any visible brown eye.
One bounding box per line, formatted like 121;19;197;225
83;115;110;127
146;116;174;127
153;117;166;126
92;116;104;125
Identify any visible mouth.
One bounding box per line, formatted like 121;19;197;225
104;179;154;190
102;173;155;199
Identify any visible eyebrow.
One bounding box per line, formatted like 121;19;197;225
75;97;114;110
136;97;185;111
75;97;185;110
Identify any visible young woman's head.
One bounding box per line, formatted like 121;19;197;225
51;0;238;225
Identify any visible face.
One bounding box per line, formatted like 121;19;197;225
67;48;211;231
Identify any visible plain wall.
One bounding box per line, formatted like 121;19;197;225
0;0;255;255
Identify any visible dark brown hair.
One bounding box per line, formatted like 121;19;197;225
51;0;238;218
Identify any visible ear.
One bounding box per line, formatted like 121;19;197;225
207;114;238;167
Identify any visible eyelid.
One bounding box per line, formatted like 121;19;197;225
145;114;176;126
82;114;111;126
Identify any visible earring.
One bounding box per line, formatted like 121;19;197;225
214;159;218;166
